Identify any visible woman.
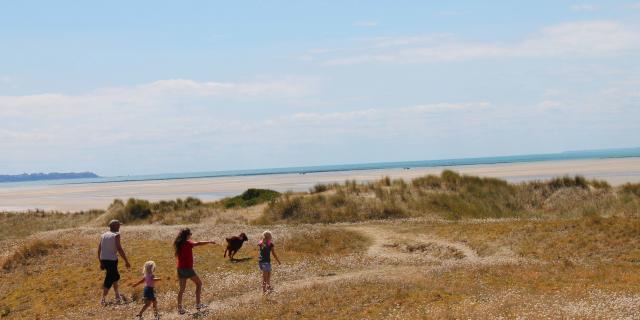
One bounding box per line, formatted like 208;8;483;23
174;228;216;314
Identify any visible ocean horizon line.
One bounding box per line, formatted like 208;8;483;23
3;147;639;188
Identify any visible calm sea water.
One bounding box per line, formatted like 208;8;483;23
3;148;640;188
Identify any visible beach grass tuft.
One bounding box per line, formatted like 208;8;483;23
2;239;63;271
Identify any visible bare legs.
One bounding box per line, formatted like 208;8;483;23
101;281;121;304
136;299;158;318
113;281;122;301
177;276;203;311
261;271;272;293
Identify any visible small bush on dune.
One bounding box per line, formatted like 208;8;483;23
310;183;329;194
223;188;281;208
2;240;62;271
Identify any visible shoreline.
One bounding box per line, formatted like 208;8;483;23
1;157;639;212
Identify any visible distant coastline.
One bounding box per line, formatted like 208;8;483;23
2;147;639;187
0;172;99;183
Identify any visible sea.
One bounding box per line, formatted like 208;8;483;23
2;148;640;188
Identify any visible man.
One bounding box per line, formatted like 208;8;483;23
98;219;131;305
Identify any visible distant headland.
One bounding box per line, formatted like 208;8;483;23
0;172;99;183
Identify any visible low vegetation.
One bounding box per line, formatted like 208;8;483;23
97;189;282;226
258;171;639;224
2;239;63;271
0;210;103;240
222;188;280;208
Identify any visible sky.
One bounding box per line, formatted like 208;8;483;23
1;1;639;176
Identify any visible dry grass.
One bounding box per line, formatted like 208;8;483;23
0;210;102;240
219;263;640;319
398;216;640;264
0;226;367;319
257;171;638;224
1;240;63;271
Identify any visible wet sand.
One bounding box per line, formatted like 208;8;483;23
1;157;639;212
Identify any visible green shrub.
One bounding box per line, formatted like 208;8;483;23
223;189;281;208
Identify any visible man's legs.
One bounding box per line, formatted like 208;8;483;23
113;281;122;301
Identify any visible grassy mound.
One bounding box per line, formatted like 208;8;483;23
2;240;62;271
0;210;103;240
222;188;281;208
257;170;637;224
96;197;210;225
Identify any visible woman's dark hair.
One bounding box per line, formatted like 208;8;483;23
174;228;192;256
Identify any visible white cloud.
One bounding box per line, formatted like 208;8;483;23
320;21;640;65
0;78;314;148
275;102;490;126
571;4;599;12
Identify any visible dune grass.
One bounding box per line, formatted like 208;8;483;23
97;189;281;226
257;171;638;224
0;210;103;240
1;240;63;271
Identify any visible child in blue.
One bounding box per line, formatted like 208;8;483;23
258;230;281;294
131;261;162;319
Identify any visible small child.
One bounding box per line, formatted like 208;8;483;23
257;231;281;294
131;261;162;319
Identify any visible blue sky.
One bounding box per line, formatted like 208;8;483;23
1;1;639;176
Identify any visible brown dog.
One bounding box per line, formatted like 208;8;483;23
224;232;248;260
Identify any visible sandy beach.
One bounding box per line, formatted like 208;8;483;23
1;157;639;212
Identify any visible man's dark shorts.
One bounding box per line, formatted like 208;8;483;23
177;268;197;279
101;260;120;289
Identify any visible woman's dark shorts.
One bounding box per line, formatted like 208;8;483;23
101;260;120;289
177;268;197;279
143;286;156;300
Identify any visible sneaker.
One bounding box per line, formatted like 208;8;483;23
154;313;160;320
177;308;186;315
196;303;208;310
100;298;107;306
135;315;143;319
